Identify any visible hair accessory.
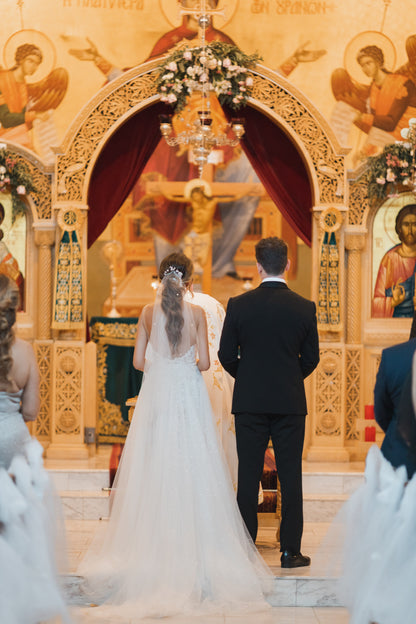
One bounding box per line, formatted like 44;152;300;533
163;265;183;279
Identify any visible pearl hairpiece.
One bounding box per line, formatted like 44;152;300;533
163;265;183;279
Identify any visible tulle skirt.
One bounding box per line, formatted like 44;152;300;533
314;445;416;624
79;355;272;620
0;439;70;624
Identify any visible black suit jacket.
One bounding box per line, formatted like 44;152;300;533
374;338;416;477
218;281;320;415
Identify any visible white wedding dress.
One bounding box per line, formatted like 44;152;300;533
79;291;272;620
0;390;70;624
315;444;416;624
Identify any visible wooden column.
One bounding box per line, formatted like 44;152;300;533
34;227;55;340
345;231;366;344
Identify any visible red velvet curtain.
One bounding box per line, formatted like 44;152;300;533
227;105;313;245
87;103;169;248
88;102;313;247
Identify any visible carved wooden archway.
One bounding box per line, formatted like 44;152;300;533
56;59;347;207
50;58;356;460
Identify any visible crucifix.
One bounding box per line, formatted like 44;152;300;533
146;168;264;293
151;1;265;292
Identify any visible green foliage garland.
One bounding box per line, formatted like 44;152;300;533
0;144;36;223
367;143;414;202
157;41;262;113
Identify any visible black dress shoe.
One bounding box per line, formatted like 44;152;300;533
280;550;311;568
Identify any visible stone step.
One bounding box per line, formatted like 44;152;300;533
49;467;364;496
61;573;341;608
59;490;351;522
60;490;110;521
48;469;109;492
304;493;349;523
302;472;364;496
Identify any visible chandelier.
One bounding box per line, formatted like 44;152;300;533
160;111;245;177
401;118;416;193
159;2;246;177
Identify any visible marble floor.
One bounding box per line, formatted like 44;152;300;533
46;448;361;622
70;606;350;623
64;519;350;622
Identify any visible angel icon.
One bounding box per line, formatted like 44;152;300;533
0;30;68;162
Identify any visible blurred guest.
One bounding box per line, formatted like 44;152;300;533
0;273;38;468
374;336;416;478
0;274;70;623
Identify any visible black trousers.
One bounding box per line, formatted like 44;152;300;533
235;412;306;553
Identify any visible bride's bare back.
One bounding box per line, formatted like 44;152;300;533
133;302;210;372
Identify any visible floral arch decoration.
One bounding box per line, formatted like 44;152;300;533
55;58;347;208
0;143;52;222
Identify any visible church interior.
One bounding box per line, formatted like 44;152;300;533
1;0;416;620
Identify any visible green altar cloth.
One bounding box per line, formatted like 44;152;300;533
90;316;143;443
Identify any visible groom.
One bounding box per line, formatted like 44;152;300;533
218;236;319;568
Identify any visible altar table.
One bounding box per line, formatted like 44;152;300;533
90;316;143;443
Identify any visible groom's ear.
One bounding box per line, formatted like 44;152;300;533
285;259;291;274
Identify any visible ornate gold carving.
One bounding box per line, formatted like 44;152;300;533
57;65;345;206
345;232;366;251
35;229;55;340
57;207;84;232
96;346;130;442
58;409;77;433
345;235;365;344
345;347;361;440
54;346;82;436
57;74;157;201
315;349;342;436
348;175;369;226
34;229;55;247
90;320;137;345
320;207;343;233
1;149;52;220
250;74;345;204
33;341;53;439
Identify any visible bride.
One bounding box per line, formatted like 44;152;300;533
79;252;272;620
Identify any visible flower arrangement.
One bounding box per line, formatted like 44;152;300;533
0;143;35;222
156;41;262;113
367;143;414;201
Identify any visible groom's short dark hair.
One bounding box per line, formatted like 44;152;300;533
255;237;288;276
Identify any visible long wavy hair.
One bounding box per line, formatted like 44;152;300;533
158;252;193;355
0;275;19;385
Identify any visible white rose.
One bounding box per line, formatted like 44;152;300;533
0;166;6;174
183;51;192;61
16;185;26;195
246;76;253;87
166;62;177;72
222;58;231;68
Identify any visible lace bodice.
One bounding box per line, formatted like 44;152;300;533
145;343;197;368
